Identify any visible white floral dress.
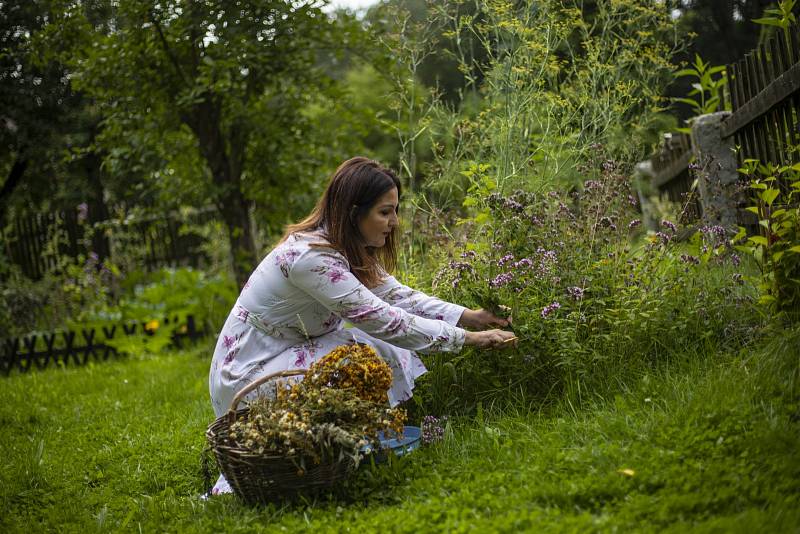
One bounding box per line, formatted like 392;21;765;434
207;230;466;495
209;230;466;416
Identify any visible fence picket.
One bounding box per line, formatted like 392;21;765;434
2;208;217;281
0;315;205;376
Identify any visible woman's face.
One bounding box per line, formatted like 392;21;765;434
358;187;399;248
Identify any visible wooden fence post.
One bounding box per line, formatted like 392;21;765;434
691;112;740;230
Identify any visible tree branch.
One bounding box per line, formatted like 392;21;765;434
149;11;190;88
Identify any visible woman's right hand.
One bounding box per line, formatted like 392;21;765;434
464;329;517;349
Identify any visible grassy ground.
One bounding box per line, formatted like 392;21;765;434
1;326;799;533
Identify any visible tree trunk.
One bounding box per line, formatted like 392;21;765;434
0;154;27;223
183;98;258;288
217;185;257;288
85;125;110;262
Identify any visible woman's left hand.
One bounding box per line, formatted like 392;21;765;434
459;308;511;330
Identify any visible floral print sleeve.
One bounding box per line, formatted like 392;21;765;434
371;275;466;326
288;247;466;353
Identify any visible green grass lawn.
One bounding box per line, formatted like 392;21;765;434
2;327;799;533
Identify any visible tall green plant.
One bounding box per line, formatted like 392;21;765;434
424;0;682;200
734;159;800;317
753;0;798;57
672;53;729;124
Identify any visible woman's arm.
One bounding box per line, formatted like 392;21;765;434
370;275;466;325
372;275;510;330
288;248;466;353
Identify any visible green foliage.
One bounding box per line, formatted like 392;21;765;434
77;267;237;355
36;0;375;286
1;325;798;531
0;0;85;220
753;0;797;32
417;150;757;414
672;53;728;123
0;216;120;337
420;0;682;202
734;159;800;317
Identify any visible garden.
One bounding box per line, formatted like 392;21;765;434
1;0;799;531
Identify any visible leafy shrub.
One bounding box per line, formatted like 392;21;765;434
735;159;800;318
417;150;758;414
0;253;119;338
79;267;237;354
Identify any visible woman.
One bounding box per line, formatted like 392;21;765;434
208;157;515;494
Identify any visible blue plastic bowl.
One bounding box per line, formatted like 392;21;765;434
361;425;421;458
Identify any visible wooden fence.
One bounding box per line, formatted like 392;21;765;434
648;20;800;217
1;207;217;280
650;132;701;220
0;315;204;376
722;23;800;172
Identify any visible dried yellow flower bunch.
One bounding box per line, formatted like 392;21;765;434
304;343;394;404
229;343;405;468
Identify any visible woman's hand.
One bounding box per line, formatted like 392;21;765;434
459;308;511;329
464;329;518;349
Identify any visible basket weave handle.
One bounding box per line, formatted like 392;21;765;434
226;368;307;424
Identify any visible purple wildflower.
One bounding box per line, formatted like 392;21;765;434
489;272;514;288
503;199;524;212
700;225;728;247
567;286;584;300
541;301;561;318
661;220;677;233
498;254;515;267
654;232;671;244
628;219;642;230
449;260;475;272
513;258;534;270
557;202;573;219
584;180;602;190
421;415;447;445
731;254;741;267
680;254;700;265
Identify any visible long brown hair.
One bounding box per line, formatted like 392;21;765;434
282;157;401;287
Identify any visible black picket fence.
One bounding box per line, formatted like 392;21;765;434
1;314;205;376
1;207;218;281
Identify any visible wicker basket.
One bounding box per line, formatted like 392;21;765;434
205;369;356;505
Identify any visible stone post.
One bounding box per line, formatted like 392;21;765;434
691;112;740;229
633;159;659;232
